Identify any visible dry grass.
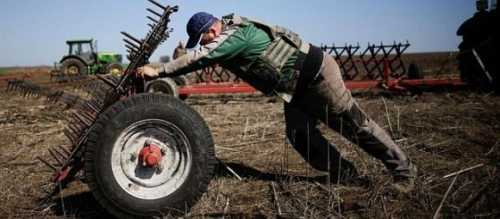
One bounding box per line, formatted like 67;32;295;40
0;82;499;218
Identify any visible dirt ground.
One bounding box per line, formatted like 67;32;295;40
0;59;499;218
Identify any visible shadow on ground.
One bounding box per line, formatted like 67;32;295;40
50;192;111;219
215;161;371;187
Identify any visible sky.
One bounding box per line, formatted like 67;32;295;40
0;0;475;67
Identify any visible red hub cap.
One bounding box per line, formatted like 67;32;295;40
139;143;163;167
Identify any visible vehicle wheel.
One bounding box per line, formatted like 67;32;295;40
84;93;216;218
173;76;189;100
172;76;188;86
146;78;179;98
106;63;124;76
62;58;88;78
407;63;422;79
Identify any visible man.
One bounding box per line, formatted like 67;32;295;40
138;12;417;191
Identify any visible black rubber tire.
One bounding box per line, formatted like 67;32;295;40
407;63;422;79
84;93;216;218
145;78;179;98
172;76;188;86
62;58;88;77
172;76;189;100
106;63;124;75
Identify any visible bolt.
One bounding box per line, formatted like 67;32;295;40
161;148;166;155
156;164;163;174
130;154;137;162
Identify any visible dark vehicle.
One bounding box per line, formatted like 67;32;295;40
457;0;498;92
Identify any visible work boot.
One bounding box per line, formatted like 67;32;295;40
391;161;418;193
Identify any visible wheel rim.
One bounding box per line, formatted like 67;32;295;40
111;119;192;200
110;67;121;75
67;65;80;75
149;83;173;95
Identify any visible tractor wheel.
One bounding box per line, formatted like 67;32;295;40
62;58;87;78
106;63;124;76
146;78;179;98
173;76;189;100
84;93;216;218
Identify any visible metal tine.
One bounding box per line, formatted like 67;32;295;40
126;50;139;59
6;80;15;91
48;148;65;166
121;32;143;45
78;110;95;125
74;112;93;127
123;39;140;49
58;145;72;157
81;102;99;115
147;8;162;17
125;44;139;52
36;156;58;171
148;0;166;10
47;91;62;103
69;112;85;124
63;129;78;144
67;122;84;135
80;105;98;118
52;147;69;161
88;100;102;113
147;16;159;24
6;80;14;91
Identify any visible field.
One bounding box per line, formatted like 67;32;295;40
0;54;499;218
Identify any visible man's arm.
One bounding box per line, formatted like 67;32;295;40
140;26;249;78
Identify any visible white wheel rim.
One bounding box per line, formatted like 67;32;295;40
149;83;173;94
111;119;192;200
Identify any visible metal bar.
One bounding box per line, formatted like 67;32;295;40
74;112;93;127
178;83;257;95
53;148;68;161
36;156;57;171
148;0;167;10
147;16;159;24
48;148;64;166
178;77;466;95
121;32;143;45
58;145;72;157
147;8;162;17
123;39;140;49
472;48;493;83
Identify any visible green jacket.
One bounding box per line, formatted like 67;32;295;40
160;15;303;101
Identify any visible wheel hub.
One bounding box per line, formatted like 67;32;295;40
139;140;164;168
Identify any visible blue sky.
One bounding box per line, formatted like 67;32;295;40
0;0;474;66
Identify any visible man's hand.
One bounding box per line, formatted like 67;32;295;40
137;65;159;78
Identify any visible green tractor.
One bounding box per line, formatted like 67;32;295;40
60;39;124;77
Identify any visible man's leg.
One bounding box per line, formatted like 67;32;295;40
298;53;416;181
284;102;358;180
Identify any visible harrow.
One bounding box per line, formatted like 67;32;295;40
6;79;84;106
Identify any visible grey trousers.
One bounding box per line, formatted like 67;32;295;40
285;52;412;177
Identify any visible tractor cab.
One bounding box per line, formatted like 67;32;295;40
66;39;97;64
